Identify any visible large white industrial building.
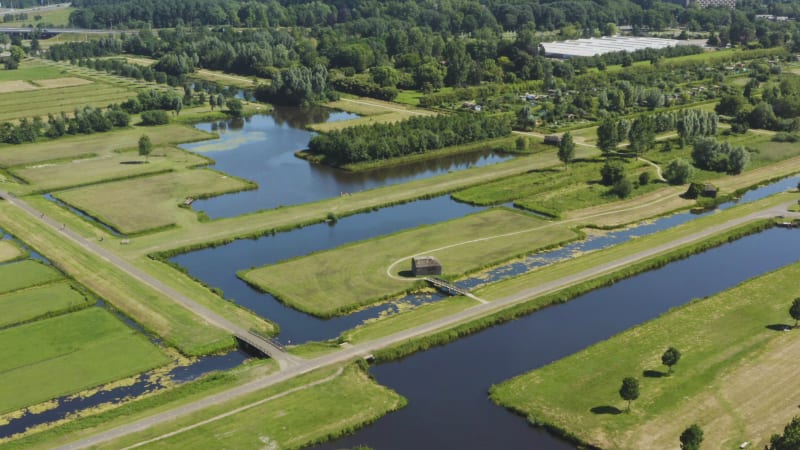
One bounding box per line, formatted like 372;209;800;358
541;36;688;59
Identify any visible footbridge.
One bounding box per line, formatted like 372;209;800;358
425;277;471;296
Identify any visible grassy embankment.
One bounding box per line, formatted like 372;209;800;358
97;363;406;450
308;97;436;133
490;259;800;450
0;239;25;262
240;208;579;317
0;203;259;355
0;307;170;415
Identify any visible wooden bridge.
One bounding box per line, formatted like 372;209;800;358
425;277;471;297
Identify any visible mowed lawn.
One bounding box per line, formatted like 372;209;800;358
0;281;92;328
55;170;254;234
240;208;578;317
490;261;800;450
0;239;24;263
12;146;210;191
0;260;63;293
0;64;68;82
103;364;405;450
0;307;169;414
0;124;211;167
309;97;435;132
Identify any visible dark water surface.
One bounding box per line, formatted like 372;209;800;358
317;228;800;450
180;107;513;218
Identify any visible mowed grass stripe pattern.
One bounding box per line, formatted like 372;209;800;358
241;208;578;317
0;281;92;328
490;260;800;449
0;84;132;121
55;170;254;234
0;307;170;414
0;260;63;294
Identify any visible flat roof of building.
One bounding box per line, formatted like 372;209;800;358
541;36;687;58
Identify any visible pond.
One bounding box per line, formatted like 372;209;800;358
180;106;514;218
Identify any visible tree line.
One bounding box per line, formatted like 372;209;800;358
0;105;130;145
308;113;513;165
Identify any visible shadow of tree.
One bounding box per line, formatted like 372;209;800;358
590;405;622;415
766;323;793;332
643;369;665;378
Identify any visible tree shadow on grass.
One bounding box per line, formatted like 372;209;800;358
120;161;147;165
766;323;793;332
590;405;622;415
643;369;666;378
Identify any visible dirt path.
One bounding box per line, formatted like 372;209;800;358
53;199;794;450
0;189;300;370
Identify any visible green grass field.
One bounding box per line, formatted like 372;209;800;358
0;239;24;263
0;64;69;83
12;146;210;192
54;169;253;234
0;281;92;328
0;260;63;294
0;307;169;414
240;208;578;317
0;83;133;122
490;260;800;450
1;6;74;27
309;97;436;132
0;124;212;168
99;364;405;450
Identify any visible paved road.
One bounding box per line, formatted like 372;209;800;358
0;189;300;369
54;199;796;449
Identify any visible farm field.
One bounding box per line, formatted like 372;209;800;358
490;260;800;450
0;64;68;83
0;307;170;415
54;170;255;234
0;259;63;294
98;364;405;450
12;146;210;192
0;281;92;328
0;83;133;122
240;208;579;317
0;124;212;168
0;239;24;262
0;6;74;27
192;68;264;88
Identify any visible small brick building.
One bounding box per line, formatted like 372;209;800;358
412;256;442;277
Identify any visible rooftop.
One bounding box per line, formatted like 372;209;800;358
541;36;689;59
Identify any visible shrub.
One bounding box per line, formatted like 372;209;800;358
140;110;169;126
638;171;651;186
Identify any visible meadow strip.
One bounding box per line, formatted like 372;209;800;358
0;281;92;328
0;239;25;263
0;259;63;294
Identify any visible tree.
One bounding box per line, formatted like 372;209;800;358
767;416;800;450
664;158;693;185
209;95;217;111
597;118;619;152
611;178;633;198
600;159;626;186
558;132;575;166
639;171;651;186
619;377;639;412
226;98;243;116
790;298;800;328
138;134;152;161
679;424;704;450
628;116;655;154
661;347;681;374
